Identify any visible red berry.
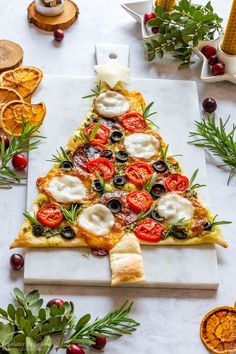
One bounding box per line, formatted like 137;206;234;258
12;153;28;170
47;298;65;308
201;45;217;58
208;55;218;66
144;12;156;24
53;29;64;42
93;337;107;350
202;97;217;114
10;254;24;270
212;62;225;76
66;344;85;354
151;27;159;34
0;134;10;150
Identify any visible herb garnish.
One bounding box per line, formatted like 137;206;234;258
48;146;70;164
137;202;158;222
144;172;157;192
23;211;42;226
162;218;187;239
61;204;82;222
141;102;159;129
79;120;101;143
95;170;106;193
82;81;102;99
188;169;206;190
160;144;182;161
210;214;232;228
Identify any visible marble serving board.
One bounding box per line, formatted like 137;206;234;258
24;75;218;289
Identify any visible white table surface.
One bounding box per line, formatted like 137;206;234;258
0;1;236;353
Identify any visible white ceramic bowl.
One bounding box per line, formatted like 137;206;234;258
34;0;65;17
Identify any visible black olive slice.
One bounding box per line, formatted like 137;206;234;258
107;198;122;213
150;183;166;199
91;248;109;257
33;224;44;237
110;130;124;143
61;226;76;240
152;160;168;173
150;210;164;222
93;179;104;192
100;150;113;159
60;160;74;169
203;221;212;231
172;228;188;240
113;175;127;187
115;150;128;163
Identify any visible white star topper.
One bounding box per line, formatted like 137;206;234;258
94;60;130;88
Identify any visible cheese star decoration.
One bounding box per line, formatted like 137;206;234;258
94;61;130;89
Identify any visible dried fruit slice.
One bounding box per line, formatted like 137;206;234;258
0;87;22;110
1;100;46;136
0;66;43;99
200;303;236;354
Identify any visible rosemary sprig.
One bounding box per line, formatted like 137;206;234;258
48;146;70;164
141;102;159;129
136;202;157;222
95;170;106;192
61;204;82;222
210;214;232;227
0;118;44;189
188;169;206;190
23;211;42;226
79;130;88;143
189;115;236;184
79;120;101;144
160;143;182;161
144;172;157;192
162;218;187;239
82;81;102;99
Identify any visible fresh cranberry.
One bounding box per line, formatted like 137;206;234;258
46;298;65;308
0;134;10;150
10;254;24;270
12;153;28;170
212;62;225;76
53;29;64;42
208;55;218;66
201;45;217;58
144;12;156;24
66;344;85;354
93;337;107;350
202;98;217;114
151;27;159;34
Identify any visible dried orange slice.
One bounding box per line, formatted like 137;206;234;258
1;100;46;136
0;66;43;99
0;87;22;110
200;303;236;353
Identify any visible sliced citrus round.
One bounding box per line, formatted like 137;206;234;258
0;66;43;99
200;303;236;354
1;100;46;136
0;87;22;110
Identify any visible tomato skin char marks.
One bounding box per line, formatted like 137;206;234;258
165;173;189;192
121;112;147;132
36;204;63;227
135;218;163;242
86;157;115;180
126;190;153;213
126;162;154;186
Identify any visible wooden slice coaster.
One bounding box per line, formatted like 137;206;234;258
0;40;23;73
27;0;79;31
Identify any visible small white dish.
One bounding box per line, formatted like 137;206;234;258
34;0;65;17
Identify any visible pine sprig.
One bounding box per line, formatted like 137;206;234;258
82;81;102;99
48;147;70;164
61;204;82;223
189;115;236;184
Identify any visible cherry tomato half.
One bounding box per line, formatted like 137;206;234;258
36;204;64;227
125;162;154;186
126;190;153;213
84;123;110;145
121;112;147;132
86;157;115;180
165;173;189;192
135;218;163;242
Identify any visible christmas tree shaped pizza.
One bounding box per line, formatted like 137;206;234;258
11;62;228;286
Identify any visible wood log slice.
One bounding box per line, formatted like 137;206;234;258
0;40;23;73
27;0;79;31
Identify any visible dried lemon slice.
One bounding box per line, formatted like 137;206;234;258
1;100;46;136
0;87;22;110
0;66;43;99
200;303;236;354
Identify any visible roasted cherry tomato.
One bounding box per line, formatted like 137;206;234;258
84;123;110;145
36;204;64;227
121;112;147;132
86;157;115;180
135;218;163;242
165;173;189;192
126;190;153;212
125;162;154;186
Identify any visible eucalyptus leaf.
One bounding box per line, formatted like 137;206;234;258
75;314;91;331
39;336;53;354
26;336;38;354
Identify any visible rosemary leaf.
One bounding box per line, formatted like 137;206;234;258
48;147;70;164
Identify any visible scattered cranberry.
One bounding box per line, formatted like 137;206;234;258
0;134;10;150
202;97;217;114
208;55;218;66
93;337;107;350
144;12;156;24
201;45;217;58
151;27;159;34
12;153;28;170
10;254;24;270
66;344;85;354
212;62;225;76
46;298;65;308
53;29;64;42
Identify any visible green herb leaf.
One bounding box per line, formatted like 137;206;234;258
23;211;42;226
89;120;101;141
82;81;102;99
48;146;70;164
188;169;206;190
144;172;157;192
61;204;82;223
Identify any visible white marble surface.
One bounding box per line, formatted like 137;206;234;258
0;0;236;353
